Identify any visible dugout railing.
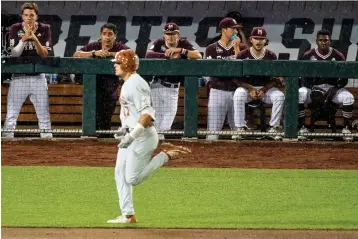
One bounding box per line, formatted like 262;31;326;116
1;57;358;139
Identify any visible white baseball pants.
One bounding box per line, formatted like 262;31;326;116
2;74;52;138
206;88;236;140
114;126;168;216
299;84;354;105
233;87;285;128
150;82;179;131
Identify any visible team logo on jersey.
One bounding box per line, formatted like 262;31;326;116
216;47;223;54
9;39;15;47
161;45;167;52
17;30;24;37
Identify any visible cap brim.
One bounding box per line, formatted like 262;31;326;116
251;36;266;39
163;30;179;34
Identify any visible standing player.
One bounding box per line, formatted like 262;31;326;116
107;49;191;224
205;17;245;141
146;22;202;140
73;23;129;137
233;27;285;140
2;2;52;138
298;29;354;140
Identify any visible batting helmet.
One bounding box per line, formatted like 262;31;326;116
111;49;139;72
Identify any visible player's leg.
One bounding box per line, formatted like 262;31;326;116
297;86;311;139
233;87;249;128
160;87;179;132
264;87;285;127
2;76;30;138
107;148;137;223
332;88;355;138
150;82;165;139
29;75;52;138
207;89;229;140
124;127;167;186
226;91;237;130
298;87;311;129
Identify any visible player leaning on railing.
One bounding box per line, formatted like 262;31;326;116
2;2;53;139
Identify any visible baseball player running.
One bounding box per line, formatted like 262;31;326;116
107;49;191;224
298;29;355;141
2;2;52;138
205;17;246;141
233;27;285;140
146;22;202;140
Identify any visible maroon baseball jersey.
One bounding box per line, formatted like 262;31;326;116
9;22;51;57
80;41;129;53
205;41;246;91
237;48;277;86
146;38;195;83
80;41;130;100
300;47;345;87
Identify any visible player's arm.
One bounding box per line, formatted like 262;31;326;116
9;25;24;57
182;40;202;59
32;25;50;58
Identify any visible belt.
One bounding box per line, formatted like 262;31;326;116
13;73;41;77
156;79;180;89
210;86;235;92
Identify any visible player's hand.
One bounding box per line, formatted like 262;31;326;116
114;127;127;140
170;52;181;59
118;133;134;148
21;24;34;41
165;48;181;58
257;89;265;99
94;50;111;58
249;88;258;98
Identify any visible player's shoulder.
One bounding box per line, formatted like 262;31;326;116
237;48;249;59
10;23;22;30
38;22;51;30
114;42;130;50
332;48;345;61
265;49;277;59
152;38;165;46
206;42;218;50
178;38;190;44
86;41;102;48
303;48;315;57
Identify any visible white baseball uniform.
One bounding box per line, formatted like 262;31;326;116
233;48;285;128
146;38;196;139
114;73;168;216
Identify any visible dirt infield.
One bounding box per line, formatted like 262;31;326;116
2;139;358;238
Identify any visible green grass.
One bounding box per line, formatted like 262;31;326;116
2;166;358;229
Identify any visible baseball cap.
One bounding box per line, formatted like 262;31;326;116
163;22;179;34
218;17;241;30
250;27;267;39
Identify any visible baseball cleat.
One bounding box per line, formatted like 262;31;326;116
268;126;283;141
342;127;353;142
232;126;248;140
107;215;137;224
161;142;191;160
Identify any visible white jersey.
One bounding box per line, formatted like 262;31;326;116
119;73;156;128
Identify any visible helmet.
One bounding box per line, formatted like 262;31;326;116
111;49;139;72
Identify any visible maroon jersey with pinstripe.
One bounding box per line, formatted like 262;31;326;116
9;22;51;57
206;41;246;91
237;47;277;86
